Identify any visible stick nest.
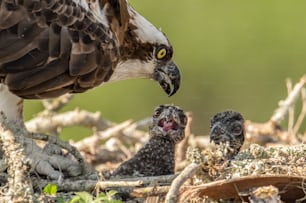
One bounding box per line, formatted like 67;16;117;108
0;75;305;203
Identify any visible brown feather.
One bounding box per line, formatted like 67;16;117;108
0;22;45;63
0;2;23;29
2;49;49;73
69;50;98;76
49;23;61;57
12;73;75;97
5;58;68;90
23;87;72;99
0;0;174;99
0;0;119;98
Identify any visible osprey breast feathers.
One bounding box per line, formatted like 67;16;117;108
0;0;180;99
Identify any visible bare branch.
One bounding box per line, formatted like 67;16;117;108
245;75;306;145
293;87;306;136
286;78;294;134
72;120;133;153
42;94;74;112
176;112;193;164
97;180;143;189
26;109;113;134
32;178;98;192
270;75;306;124
131;186;170;198
113;174;177;185
32;174;176;193
165;162;200;203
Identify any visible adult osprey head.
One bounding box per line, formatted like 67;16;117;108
0;0;180;100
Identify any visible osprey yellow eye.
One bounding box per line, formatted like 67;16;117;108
156;48;167;59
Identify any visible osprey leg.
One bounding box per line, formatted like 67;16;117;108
0;84;23;124
0;84;83;180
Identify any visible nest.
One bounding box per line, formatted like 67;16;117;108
0;76;305;202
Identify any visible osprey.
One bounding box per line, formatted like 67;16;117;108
0;0;180;121
0;0;180;178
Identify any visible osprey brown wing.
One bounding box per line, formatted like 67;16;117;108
0;0;123;98
0;0;181;98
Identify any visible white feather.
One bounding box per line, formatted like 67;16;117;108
129;9;169;45
76;0;89;11
109;59;155;82
89;0;109;28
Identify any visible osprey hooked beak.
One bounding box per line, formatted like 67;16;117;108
153;61;180;96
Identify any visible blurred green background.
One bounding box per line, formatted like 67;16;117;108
24;0;305;140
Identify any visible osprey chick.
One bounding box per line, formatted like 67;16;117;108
112;104;187;177
210;110;245;159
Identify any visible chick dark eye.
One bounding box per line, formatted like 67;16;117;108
180;114;187;125
153;106;163;118
232;125;242;134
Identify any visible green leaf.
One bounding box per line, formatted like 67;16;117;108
68;191;123;203
56;196;65;203
97;192;107;198
95;191;122;203
106;190;118;197
94;197;122;203
43;183;57;195
74;192;93;203
69;196;81;203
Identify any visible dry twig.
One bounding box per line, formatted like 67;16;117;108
271;75;305;124
26;109;113;134
131;186;170;198
176;112;193;164
165;162;200;203
245;75;306;145
293;87;306;136
42;94;74;112
97;180;143;189
32;174;176;193
72;120;133;153
112;174;177;185
286;78;295;135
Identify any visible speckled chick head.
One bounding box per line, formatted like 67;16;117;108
149;104;187;143
210;110;245;158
